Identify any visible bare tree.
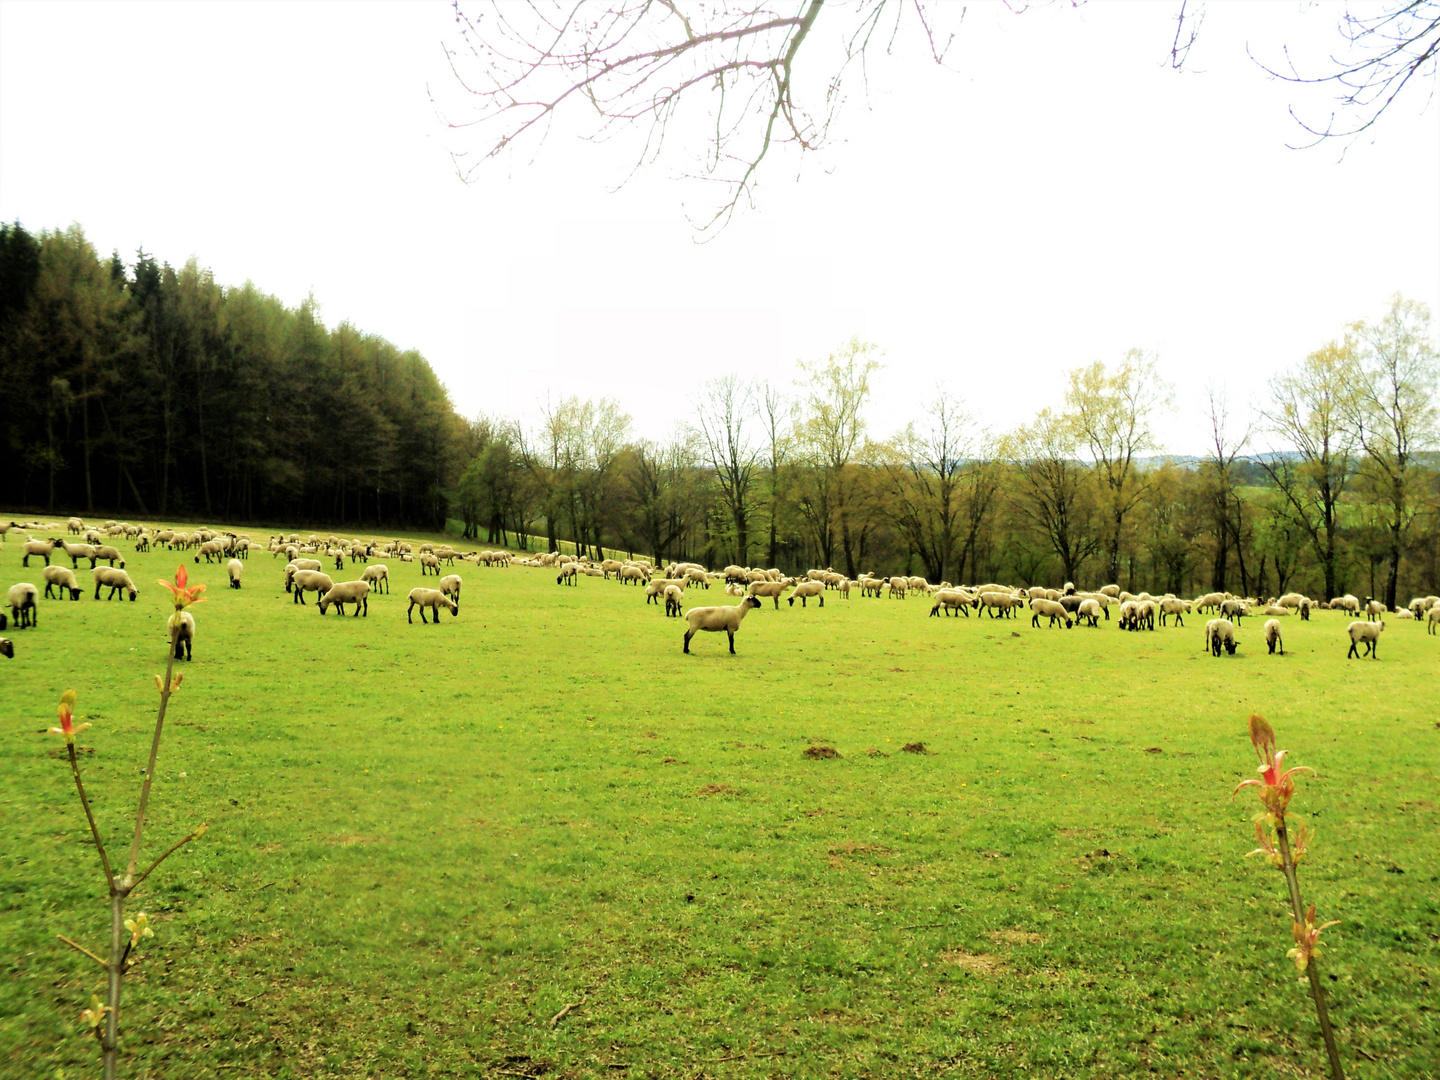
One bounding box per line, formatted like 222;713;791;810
442;0;956;230
1007;409;1101;585
1065;350;1170;587
1252;1;1440;147
1347;295;1438;607
695;375;761;565
1259;339;1359;600
758;380;792;568
794;338;879;577
1200;389;1253;595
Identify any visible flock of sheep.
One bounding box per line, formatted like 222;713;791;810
3;516;1438;662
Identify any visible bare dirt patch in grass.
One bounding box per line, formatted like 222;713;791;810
828;842;894;857
941;949;1004;975
328;833;377;847
803;745;840;759
991;929;1048;946
901;742;929;754
864;747;889;757
695;783;738;797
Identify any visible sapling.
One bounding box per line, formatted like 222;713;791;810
47;565;208;1080
1232;713;1344;1080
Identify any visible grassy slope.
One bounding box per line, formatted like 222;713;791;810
1;532;1436;1079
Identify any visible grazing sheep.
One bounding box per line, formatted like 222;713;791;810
90;544;125;567
193;539;225;564
977;591;1023;619
1206;617;1238;656
1220;598;1248;624
1264;618;1284;655
1076;598;1102;627
419;552;441;576
1363;597;1387;622
8;583;39;627
556;563;579;586
439;574;463;606
169;611;195;661
664;584;684;617
291;570;335;605
1346;619;1384;659
227;559;244;589
683;596;762;655
361;563;390;593
788;581;826;608
1029;597;1072;629
0;637;11;658
407;587;458;624
1193;592;1225;614
67;516;84;534
1158;597;1190;627
1331;594;1361;614
21;538;54;567
43;565;83;600
930;589;971;618
318;580;371;616
887;577;908;600
746;580;790;609
92;567;138;601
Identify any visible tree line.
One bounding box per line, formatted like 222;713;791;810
3;223;1437;606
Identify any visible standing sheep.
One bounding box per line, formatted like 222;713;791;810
42;565;83;600
1429;604;1440;635
439;574;463;607
407;587;458;623
318;580;372;616
556;563;579;586
92;567;138;601
170;611;195;661
664;584;684;617
227;559;244;589
1264;618;1284;655
683;596;762;655
8;583;39;627
1346;620;1384;659
291;570;335;605
361;564;390;593
788;581;825;608
21;538;54;567
1205;618;1238;656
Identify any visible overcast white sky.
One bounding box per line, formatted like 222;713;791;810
1;1;1436;454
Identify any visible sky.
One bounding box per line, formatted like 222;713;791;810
1;0;1436;454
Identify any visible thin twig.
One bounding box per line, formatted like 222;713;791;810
67;743;114;890
123;625;179;889
898;922;948;930
1355;1048;1378;1062
128;826;205;893
58;934;109;969
1276;820;1345;1080
549;997;585;1028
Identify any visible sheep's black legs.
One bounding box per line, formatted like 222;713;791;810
683;630;693;653
727;630;735;654
1347;641;1357;659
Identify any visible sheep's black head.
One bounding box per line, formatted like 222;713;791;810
68;587;80;601
0;637;10;658
747;596;762;610
1225;639;1238;655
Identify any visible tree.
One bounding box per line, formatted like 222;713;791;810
1008;409;1101;584
1347;295;1438;608
1259;338;1359;600
695;375;760;565
1065;350;1169;586
758;380;791;569
793;339;879;578
1199;389;1253;594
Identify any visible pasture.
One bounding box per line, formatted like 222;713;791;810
1;526;1437;1079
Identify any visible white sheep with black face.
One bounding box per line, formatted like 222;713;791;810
407;587;458;623
227;559;244;589
683;596;761;655
1205;617;1238;656
43;565;83;600
8;583;39;627
1264;618;1284;655
1346;619;1384;659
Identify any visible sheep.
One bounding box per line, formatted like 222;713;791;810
977;591;1023;618
664;584;684;617
1363;597;1387;622
683;595;761;654
930;589;971;618
291;570;335;605
361;564;390;593
1261;618;1284;655
0;637;11;658
407;587;458;624
1076;598;1102;627
193;540;225;564
439;574;463;606
556;563;579;586
1150;597;1186;627
21;538;54;567
887;577;908;600
1331;594;1361;614
724;582;745;597
788;581;826;608
8;583;39;627
1261;605;1291;617
169;611;195;661
618;565;648;586
1429;605;1440;635
318;580;371;617
42;565;83;600
1206;617;1238;656
1193;592;1225;614
746;580;791;609
1030;597;1072;629
90;567;138;601
1346;619;1384;659
0;521;9;542
227;559;244;589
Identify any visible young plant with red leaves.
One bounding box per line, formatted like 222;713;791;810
1233;713;1344;1080
48;567;208;1080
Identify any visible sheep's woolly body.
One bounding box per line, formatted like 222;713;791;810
683;596;761;654
318;580;372;616
664;583;684;617
8;583;39;627
42;565;83;600
170;611;195;661
407;587;458;623
1029;597;1072;628
1346;619;1384;659
361;564;390;593
1264;618;1284;655
1205;618;1237;656
439;575;463;604
788;581;825;608
291;570;335;604
92;567;138;601
227;559;244;589
746;580;790;608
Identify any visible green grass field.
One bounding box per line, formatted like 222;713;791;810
2;529;1437;1079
